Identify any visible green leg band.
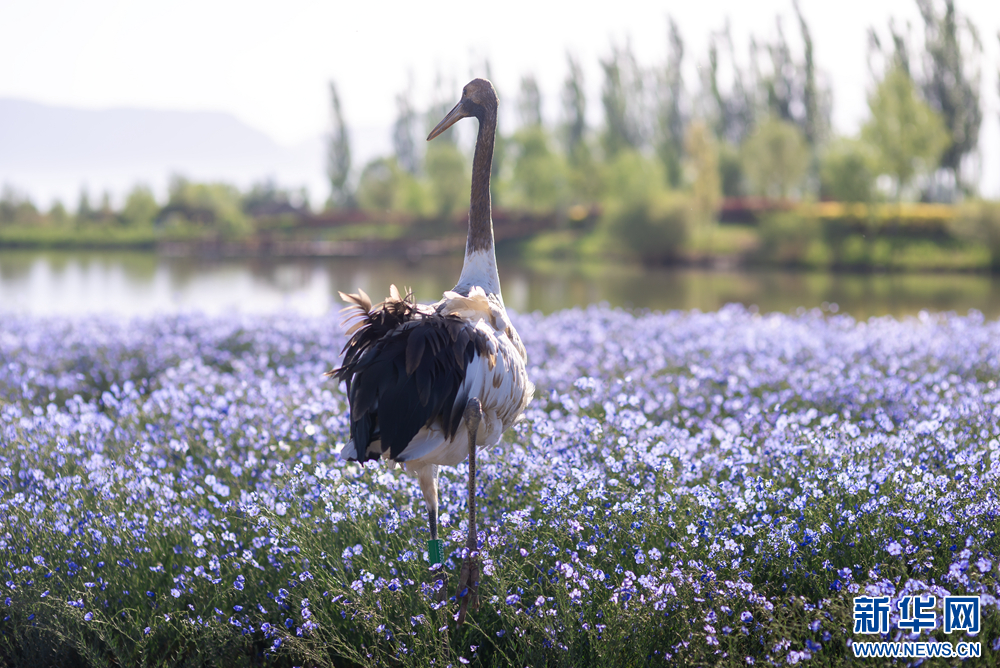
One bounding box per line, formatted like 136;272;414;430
428;539;443;566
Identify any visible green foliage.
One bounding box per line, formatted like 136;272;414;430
601;151;690;262
717;141;744;198
741;117;810;199
517;75;542;128
356;157;402;214
706;24;756;146
561;54;587;159
424;141;468;219
792;0;828;148
756;210;823;266
508;126;567;213
564;141;604;209
76;189;94;223
819;138;878;204
48;200;70;226
655;18;686;188
393;86;419;176
600;43;645;159
861;66;950;198
119;185;159;227
0;185;42;226
327;81;353;208
915;0;983;188
951;200;1000;270
353;158;431;219
683;121;721;225
163;176;250;235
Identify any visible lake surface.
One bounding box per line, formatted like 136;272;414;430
2;250;1000;319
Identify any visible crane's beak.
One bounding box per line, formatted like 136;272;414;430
427;101;468;141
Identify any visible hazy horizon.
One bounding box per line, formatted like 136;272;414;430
2;0;999;205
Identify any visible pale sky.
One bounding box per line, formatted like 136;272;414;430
2;0;999;197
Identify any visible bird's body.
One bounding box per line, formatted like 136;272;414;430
334;283;531;489
329;79;532;617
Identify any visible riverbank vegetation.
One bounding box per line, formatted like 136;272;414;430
2;0;998;273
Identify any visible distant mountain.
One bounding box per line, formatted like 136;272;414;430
0;98;390;206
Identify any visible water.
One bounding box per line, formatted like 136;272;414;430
2;249;1000;319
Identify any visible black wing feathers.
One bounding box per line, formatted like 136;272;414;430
328;289;490;462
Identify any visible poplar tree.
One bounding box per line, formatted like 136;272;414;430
657;17;686;187
916;0;982;192
600;42;646;158
326;81;353;208
393;83;418;175
562;54;587;159
518;75;542;128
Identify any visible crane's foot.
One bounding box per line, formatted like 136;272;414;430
455;552;480;625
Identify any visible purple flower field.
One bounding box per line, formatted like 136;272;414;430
1;304;998;666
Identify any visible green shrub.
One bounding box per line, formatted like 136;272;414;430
603;193;691;263
599;151;691;263
951;200;1000;270
162;177;249;236
756;211;822;266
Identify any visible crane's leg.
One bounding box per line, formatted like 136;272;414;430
456;398;482;625
418;464;447;602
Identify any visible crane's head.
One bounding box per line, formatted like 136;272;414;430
427;78;498;141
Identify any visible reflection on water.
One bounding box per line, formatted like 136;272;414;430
1;250;999;319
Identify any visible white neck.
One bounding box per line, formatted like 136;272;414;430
453;248;502;301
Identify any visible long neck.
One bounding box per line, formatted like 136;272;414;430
455;106;501;298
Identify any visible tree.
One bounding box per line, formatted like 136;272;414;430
48;200;69;226
741;117;810;199
425;73;458;146
704;21;757;146
600;42;646;158
916;0;982;193
163;176;249;235
509;126;566;213
718;142;745;198
120;185;159;226
0;185;40;226
356;157;401;213
424;141;467;219
601;151;690;262
561;53;587;160
656;17;686;187
518;75;542;128
684;121;721;224
242;180;301;218
755;13;831;153
76;188;94;224
793;0;824;148
820;138;878;203
393;83;419;176
861;66;949;199
762;18;795;124
327;81;353;208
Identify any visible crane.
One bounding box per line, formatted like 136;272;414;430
329;78;533;623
